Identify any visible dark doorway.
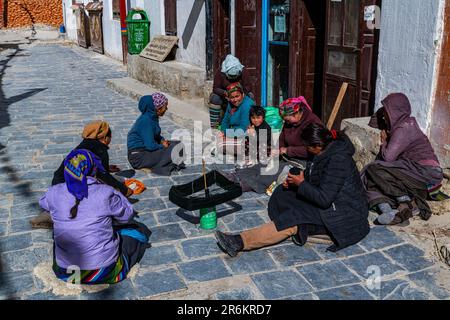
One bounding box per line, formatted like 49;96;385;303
289;0;326;116
165;0;177;36
235;0;263;104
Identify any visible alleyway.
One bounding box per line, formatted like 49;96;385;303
0;39;448;300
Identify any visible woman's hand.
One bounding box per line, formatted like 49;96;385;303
380;130;388;144
125;187;134;198
287;171;305;187
109;165;121;173
280;147;288;155
217;131;225;139
162;140;171;148
271;149;280;157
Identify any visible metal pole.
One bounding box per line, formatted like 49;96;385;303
120;0;128;64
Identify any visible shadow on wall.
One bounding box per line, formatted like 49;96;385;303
4;0;40;34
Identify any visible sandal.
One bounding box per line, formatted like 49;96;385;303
30;211;53;229
388;207;413;225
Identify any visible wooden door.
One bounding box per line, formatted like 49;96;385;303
289;0;326;114
213;0;231;74
164;0;177;36
322;0;380;128
235;0;262;104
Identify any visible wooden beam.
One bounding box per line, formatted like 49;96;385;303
327;82;348;130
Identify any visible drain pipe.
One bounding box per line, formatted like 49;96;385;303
120;0;128;64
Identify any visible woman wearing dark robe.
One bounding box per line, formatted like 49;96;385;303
215;124;370;256
362;93;443;225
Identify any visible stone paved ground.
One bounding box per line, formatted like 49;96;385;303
0;41;449;300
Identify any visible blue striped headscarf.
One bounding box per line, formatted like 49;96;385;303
63;149;106;201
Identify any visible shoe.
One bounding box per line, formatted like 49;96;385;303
174;163;186;171
215;231;243;257
30;211;53;229
375;207;412;226
409;199;420;216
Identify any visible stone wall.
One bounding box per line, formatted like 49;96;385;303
5;0;63;28
431;0;450;169
127;53;206;100
341;118;381;171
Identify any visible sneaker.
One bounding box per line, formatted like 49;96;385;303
214;231;243;257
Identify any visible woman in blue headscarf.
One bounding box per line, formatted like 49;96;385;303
40;149;151;284
127;92;185;176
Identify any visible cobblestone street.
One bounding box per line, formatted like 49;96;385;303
0;41;448;300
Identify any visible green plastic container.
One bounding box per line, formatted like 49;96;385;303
126;9;150;54
199;207;217;230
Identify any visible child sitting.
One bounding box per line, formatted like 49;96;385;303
246;106;272;165
40;149;151;284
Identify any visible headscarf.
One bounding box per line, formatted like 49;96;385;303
226;82;244;96
82;120;110;140
151;92;168;110
279;96;312;117
221;55;244;79
63;149;106;201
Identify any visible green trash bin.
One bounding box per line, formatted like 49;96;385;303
126;9;150;54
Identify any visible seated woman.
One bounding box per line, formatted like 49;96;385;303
209;55;254;128
215;124;370;256
217;82;255;156
40;149;151;284
362;93;444;225
127;93;184;176
30;120;133;229
227;96;323;194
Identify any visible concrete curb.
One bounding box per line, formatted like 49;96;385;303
106;77;211;132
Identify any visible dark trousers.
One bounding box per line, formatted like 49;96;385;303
128;141;183;176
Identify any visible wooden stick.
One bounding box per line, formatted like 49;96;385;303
202;159;209;197
327;82;349;130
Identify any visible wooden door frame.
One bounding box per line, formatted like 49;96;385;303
321;0;381;126
212;0;231;79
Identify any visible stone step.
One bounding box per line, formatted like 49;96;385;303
106;77;211;131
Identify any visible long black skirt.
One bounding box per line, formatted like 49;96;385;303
268;184;324;231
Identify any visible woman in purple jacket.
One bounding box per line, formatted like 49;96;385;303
362;93;443;225
40;149;151;284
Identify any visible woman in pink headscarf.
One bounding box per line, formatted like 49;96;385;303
222;96;323;194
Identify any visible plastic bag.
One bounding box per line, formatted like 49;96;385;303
264;106;283;131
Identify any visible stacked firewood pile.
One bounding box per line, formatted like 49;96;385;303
5;0;63;28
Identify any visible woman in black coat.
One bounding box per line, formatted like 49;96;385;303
30;121;133;229
215;123;370;256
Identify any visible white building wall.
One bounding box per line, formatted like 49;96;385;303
130;0;164;41
175;0;206;68
375;0;445;132
102;0;123;61
63;0;90;42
